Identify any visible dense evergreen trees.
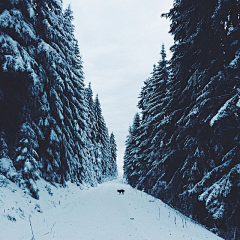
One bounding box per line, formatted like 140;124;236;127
0;0;117;196
123;113;141;187
109;132;118;179
124;1;240;239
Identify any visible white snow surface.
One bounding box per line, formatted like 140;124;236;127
0;177;223;240
0;158;12;173
209;93;239;127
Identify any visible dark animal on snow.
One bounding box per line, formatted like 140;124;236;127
117;189;125;194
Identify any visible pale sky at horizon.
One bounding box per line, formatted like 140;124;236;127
63;0;174;176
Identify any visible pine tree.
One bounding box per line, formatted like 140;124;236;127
15;122;38;176
123;113;141;187
136;45;170;190
0;0;40;149
109;132;118;179
31;1;90;185
124;0;240;238
164;4;240;238
94;95;111;181
94;95;108;147
0;132;8;158
0;0;117;191
15;122;40;198
84;82;99;184
0;0;42;190
85;83;97;144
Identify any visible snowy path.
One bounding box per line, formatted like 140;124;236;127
1;179;223;240
34;179;222;240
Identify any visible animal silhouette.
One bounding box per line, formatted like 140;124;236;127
117;189;125;194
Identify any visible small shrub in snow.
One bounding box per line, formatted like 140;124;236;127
26;179;39;200
17;207;25;219
34;203;42;213
45;184;53;196
7;214;16;222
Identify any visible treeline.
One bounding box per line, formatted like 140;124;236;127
124;0;240;239
0;0;117;198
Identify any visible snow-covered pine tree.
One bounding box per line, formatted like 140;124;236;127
135;76;154;190
62;5;92;185
84;82;99;185
15;122;39;178
125;0;239;238
123;126;132;181
123;113;141;187
94;95;109;147
85;83;97;144
164;1;240;238
0;0;41;187
0;131;17;181
0;131;8;159
109;132;118;179
32;1;90;185
0;0;39;141
33;0;70;184
15;122;40;198
136;45;170;191
188;1;240;236
94;94;111;181
0;0;117;192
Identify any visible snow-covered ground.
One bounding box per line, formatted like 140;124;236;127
0;176;223;240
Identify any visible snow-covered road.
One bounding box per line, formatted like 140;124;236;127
1;178;223;240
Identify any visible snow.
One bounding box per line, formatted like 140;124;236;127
210;98;231;126
0;9;36;41
0;11;39;84
236;98;240;108
0;178;223;240
209;94;239;127
22;147;28;154
24;159;34;173
50;128;58;142
28;5;35;19
0;158;12;173
0;158;17;179
229;49;240;69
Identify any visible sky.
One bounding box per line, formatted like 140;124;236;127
62;0;174;176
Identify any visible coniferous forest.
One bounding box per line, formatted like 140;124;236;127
0;0;240;239
0;0;117;198
124;1;240;239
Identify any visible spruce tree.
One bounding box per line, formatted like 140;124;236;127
123;113;141;187
109;132;118;179
136;45;170;190
94;95;111;181
0;132;8;158
0;0;41;189
0;0;117;191
32;1;90;185
125;0;239;238
85;83;97;144
15;122;40;198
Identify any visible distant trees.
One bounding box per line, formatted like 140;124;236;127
0;1;117;196
123;113;141;187
109;132;118;179
124;0;240;238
